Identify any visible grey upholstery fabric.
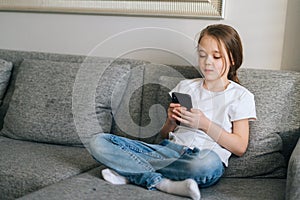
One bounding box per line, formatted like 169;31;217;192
0;136;99;200
19;166;286;200
0;49;150;133
18;166;185;200
201;178;286;200
0;59;131;145
240;69;300;134
110;64;145;140
73;60;132;145
286;139;300;200
0;50;89;130
279;128;300;165
0;59;13;104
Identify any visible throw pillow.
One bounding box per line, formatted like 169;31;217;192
0;59;130;146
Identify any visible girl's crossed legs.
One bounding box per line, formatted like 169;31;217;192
88;133;224;199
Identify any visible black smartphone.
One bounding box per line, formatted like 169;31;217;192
172;92;193;111
171;92;193;125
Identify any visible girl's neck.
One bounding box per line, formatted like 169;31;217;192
203;78;230;92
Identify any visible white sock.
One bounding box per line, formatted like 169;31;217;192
101;168;129;185
156;178;201;200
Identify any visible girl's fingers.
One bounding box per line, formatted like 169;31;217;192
172;108;203;129
173;108;192;119
172;108;184;118
173;109;192;121
170;103;181;108
173;115;189;125
180;114;192;122
178;108;193;117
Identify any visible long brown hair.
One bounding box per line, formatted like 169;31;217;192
198;24;243;84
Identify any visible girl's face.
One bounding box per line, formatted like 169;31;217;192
198;35;230;82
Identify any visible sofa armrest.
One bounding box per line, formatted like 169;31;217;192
286;138;300;200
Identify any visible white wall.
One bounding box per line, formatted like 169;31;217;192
281;0;300;71
0;0;292;70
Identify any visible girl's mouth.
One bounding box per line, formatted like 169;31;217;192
204;69;214;73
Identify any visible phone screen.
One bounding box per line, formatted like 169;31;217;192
171;92;193;111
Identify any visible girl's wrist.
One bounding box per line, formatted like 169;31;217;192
199;117;210;133
167;117;177;127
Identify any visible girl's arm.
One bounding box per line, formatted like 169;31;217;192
172;108;249;157
160;119;177;139
159;103;180;139
202;118;249;157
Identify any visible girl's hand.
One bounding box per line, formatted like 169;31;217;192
160;103;181;139
167;103;181;125
172;107;210;130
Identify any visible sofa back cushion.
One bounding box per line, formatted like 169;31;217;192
139;64;201;143
0;59;131;146
0;49;99;131
108;64;145;140
223;69;298;177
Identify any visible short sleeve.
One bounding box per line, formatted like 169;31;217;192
168;79;201;97
229;91;257;122
168;80;186;97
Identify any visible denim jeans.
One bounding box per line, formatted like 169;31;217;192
89;133;224;190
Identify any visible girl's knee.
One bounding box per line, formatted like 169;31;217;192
88;133;110;153
201;150;223;168
186;150;224;187
189;149;223;176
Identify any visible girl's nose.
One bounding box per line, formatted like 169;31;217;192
205;55;213;66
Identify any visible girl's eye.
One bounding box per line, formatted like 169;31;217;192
214;55;222;59
198;52;207;58
198;50;207;58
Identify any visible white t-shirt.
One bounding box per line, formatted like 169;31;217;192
169;78;256;166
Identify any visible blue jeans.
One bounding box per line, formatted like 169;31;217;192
89;133;224;190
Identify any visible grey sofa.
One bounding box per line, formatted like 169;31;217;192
0;49;299;200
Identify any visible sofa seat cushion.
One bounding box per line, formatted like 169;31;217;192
18;166;185;200
201;178;286;200
0;136;99;199
18;166;286;200
0;59;131;145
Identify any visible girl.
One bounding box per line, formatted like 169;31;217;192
89;24;256;200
